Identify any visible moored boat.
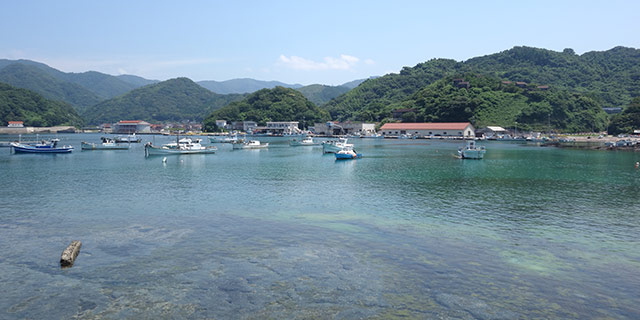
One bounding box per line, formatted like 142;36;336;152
114;134;141;143
81;137;130;150
289;137;317;146
322;138;353;153
209;135;239;143
144;138;217;156
11;139;73;154
458;141;486;159
232;140;269;150
335;146;362;160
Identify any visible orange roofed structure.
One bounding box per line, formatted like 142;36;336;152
379;122;475;138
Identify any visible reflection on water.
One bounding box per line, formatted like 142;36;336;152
0;134;639;319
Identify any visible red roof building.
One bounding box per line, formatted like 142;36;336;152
7;121;24;128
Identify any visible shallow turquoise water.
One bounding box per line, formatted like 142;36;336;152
1;134;639;319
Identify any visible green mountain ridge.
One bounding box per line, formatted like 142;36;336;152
203;86;330;131
0;82;84;127
0;63;102;111
82;77;246;125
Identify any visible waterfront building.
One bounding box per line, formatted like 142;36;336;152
379;122;475;138
7;121;24;128
313;122;376;135
215;120;227;129
113;120;151;134
230;121;257;132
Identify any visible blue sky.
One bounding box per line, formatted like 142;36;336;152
1;0;638;85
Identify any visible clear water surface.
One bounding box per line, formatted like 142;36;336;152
0;134;638;319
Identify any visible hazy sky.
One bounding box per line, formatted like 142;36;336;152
1;0;638;85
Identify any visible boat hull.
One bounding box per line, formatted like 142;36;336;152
335;153;362;160
459;149;486;159
145;144;217;156
11;145;73;153
81;142;130;150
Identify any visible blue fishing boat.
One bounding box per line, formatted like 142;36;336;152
11;139;73;153
334;146;362;160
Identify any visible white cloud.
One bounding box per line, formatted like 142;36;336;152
364;58;375;65
279;54;361;70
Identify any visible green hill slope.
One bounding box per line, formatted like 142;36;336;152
465;46;640;108
0;63;102;111
0;82;84;127
402;74;608;132
203;86;330;131
82;77;245;124
324;59;462;121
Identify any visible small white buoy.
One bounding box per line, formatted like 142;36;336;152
180;159;183;163
162;157;167;163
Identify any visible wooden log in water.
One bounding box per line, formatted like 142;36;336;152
60;240;82;268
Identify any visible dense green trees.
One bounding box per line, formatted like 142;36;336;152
609;97;640;135
404;74;608;132
0;82;84;127
203;87;330;132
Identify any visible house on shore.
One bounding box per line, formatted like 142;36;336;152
313;121;376;136
379;122;475;138
7;121;24;128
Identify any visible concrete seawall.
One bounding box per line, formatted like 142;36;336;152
0;126;76;134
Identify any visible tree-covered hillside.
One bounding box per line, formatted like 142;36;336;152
465;46;640;108
324;59;462;121
295;84;351;106
203;86;330;131
0;82;84;127
0;63;102;111
609;97;640;135
324;46;639;125
0;59;141;100
401;74;608;132
83;78;245;124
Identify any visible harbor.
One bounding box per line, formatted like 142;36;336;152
0;133;638;319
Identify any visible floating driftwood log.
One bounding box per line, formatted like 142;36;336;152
60;240;82;268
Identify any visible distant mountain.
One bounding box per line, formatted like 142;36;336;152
295;84;351;106
203;86;330;131
117;74;160;87
0;63;102;111
82;77;245;124
197;78;303;94
0;59;146;100
0;82;84;127
340;77;378;89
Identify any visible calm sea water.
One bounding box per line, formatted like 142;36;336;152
0;134;638;319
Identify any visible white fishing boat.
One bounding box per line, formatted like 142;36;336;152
322;138;353;153
458;140;486;159
232;139;269;150
144;138;217;156
81;137;130;150
289;137;317;146
114;134;141;143
335;145;362;160
208;135;238;143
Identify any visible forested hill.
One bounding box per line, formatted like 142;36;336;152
0;59;142;101
324;59;462;121
0;63;102;111
399;74;608;132
203;87;330;132
82;78;245;125
465;46;640;109
324;46;639;123
0;82;84;127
